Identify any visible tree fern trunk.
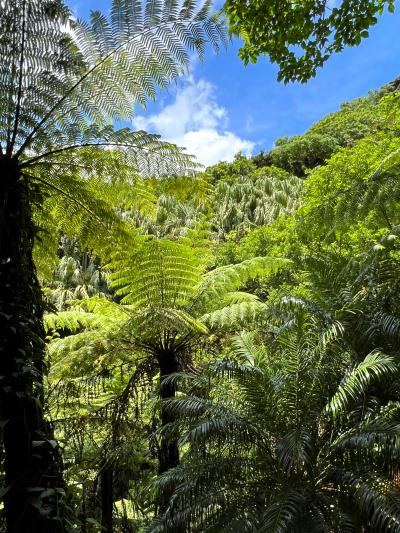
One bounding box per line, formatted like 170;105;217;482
156;350;181;516
157;351;180;477
100;465;113;533
0;158;65;532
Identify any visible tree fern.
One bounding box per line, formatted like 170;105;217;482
47;238;285;518
0;1;226;527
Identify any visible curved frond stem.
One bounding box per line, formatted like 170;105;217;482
24;172;104;225
15;17;210;158
5;2;19;155
21;140;180;167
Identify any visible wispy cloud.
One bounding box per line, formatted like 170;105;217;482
133;76;254;166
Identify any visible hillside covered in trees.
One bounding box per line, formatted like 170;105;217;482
2;1;400;532
33;79;400;531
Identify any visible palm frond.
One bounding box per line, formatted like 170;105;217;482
326;351;397;417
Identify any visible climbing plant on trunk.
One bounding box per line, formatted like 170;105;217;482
0;0;225;529
0;155;66;532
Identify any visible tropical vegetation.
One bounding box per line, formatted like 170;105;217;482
1;0;400;532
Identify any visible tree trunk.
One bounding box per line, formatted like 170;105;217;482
0;158;65;532
155;350;182;518
80;482;87;533
157;351;180;477
100;465;113;533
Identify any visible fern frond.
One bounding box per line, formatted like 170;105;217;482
110;239;203;309
201;300;267;329
326;352;397;417
44;310;103;335
194;256;289;311
2;0;227;275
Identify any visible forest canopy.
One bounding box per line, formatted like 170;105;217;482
32;77;400;532
225;0;396;82
1;1;400;532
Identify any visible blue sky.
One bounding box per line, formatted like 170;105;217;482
69;0;400;165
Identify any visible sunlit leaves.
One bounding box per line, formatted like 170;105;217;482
225;0;395;82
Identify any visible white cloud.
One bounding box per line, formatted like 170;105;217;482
180;129;254;167
133;77;254;167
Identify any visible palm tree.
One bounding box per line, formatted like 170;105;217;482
0;1;225;529
46;237;286;518
152;310;400;532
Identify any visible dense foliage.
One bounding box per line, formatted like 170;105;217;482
0;0;225;530
225;0;396;82
2;1;400;532
18;78;400;532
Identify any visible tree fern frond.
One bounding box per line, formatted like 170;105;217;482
194;256;289;311
201;300;267;329
110;238;203;309
44;310;103;335
129;306;208;339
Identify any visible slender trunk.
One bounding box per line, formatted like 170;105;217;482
100;465;113;533
155;350;181;519
0;158;65;532
157;351;180;477
84;478;99;532
80;482;87;533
